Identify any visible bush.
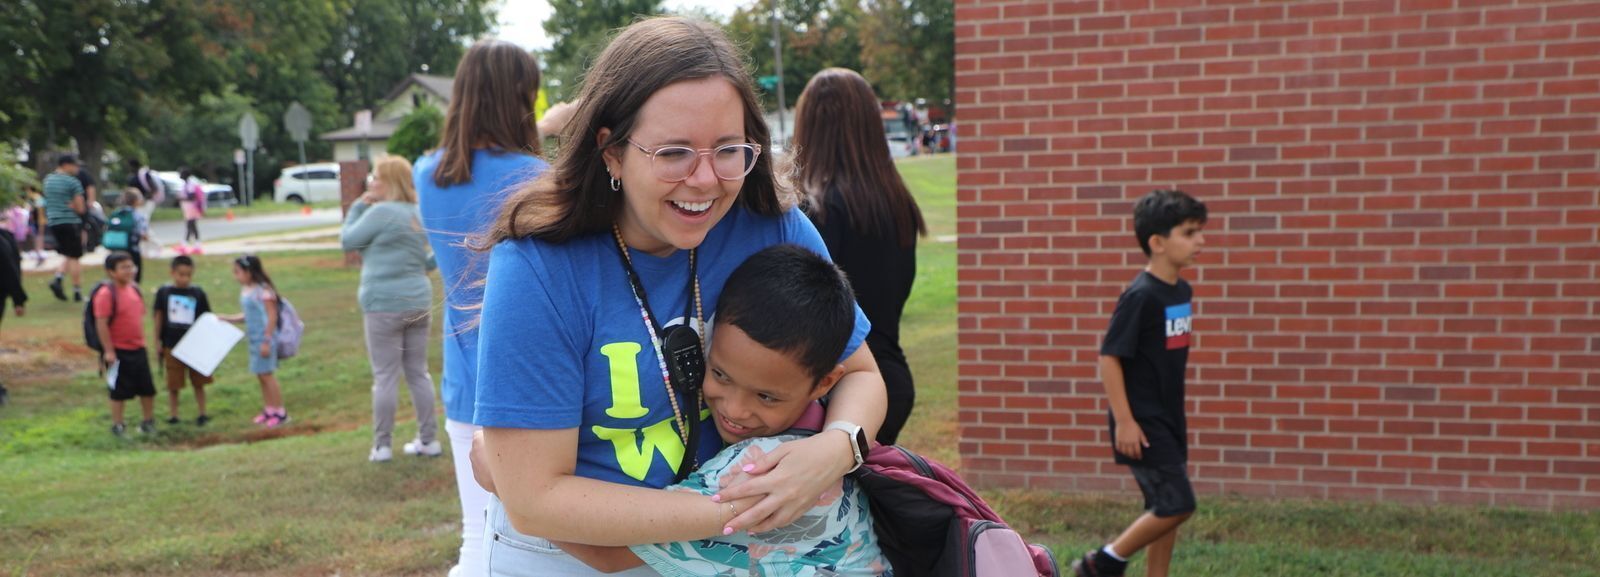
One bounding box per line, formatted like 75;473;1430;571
386;103;443;163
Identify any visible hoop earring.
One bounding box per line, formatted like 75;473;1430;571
610;176;621;191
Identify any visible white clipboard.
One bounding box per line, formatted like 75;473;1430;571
170;313;245;377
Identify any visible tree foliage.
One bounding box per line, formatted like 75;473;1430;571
385;103;442;163
1;0;495;196
0;144;40;208
540;0;664;102
860;0;953;106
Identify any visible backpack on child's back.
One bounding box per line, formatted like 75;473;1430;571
791;411;1059;577
273;294;305;359
102;206;139;252
83;281;138;369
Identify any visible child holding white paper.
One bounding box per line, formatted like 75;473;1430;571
154;255;214;426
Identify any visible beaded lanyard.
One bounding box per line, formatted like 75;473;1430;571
611;224;704;471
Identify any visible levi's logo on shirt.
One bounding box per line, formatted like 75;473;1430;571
1165;303;1192;350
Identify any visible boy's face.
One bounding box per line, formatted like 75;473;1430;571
1152;219;1206;269
171;264;194;287
108;260;136;284
701;322;841;444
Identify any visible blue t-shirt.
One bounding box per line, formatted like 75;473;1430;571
474;206;871;488
416;148;548;424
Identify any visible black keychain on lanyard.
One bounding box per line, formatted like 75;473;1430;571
612;226;705;482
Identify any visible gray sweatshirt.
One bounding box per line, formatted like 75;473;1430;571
341;199;436;313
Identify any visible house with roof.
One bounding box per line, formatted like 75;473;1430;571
321;74;453;162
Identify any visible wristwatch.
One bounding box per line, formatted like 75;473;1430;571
825;420;869;473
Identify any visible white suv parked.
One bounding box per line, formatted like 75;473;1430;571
273;163;342;204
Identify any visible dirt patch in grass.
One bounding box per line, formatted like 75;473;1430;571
0;340;95;384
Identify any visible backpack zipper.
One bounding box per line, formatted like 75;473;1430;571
965;520;1003;576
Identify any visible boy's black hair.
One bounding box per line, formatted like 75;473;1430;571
170;255;195;270
1133;189;1208;257
715;244;856;384
104;251;133;271
57;154;78;166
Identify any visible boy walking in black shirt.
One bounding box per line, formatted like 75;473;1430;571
1074;190;1207;577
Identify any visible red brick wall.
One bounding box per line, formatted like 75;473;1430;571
955;0;1600;509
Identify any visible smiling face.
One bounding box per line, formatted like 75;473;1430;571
108;258;137;285
600;77;746;257
701;322;843;444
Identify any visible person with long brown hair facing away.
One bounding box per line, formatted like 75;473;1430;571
343;156;438;464
794;68;927;445
412;38;547;577
469;17;886;576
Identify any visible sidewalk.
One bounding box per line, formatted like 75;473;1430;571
21;226;342;273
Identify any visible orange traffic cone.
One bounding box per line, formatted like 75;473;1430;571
225;209;235;221
302;204;313;216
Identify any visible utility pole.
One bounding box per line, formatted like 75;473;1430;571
770;1;786;145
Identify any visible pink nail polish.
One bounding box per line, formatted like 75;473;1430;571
710;494;722;502
723;527;734;535
741;464;755;472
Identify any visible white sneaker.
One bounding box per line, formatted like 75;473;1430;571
402;439;443;457
369;446;393;462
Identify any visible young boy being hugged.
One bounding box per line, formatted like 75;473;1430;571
154;255;214;426
96;252;157;436
1074;190;1207;577
542;244;890;576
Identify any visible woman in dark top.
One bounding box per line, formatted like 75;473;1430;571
793;68;927;445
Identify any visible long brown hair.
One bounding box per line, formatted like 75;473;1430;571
793;68;925;248
433;39;542;187
480;17;792;247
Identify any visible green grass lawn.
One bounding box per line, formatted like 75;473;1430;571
149;200;340;222
3;155;1596;576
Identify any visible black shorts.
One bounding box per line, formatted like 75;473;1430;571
49;223;84;258
109;348;156;401
1130;462;1197;518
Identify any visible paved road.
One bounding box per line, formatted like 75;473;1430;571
148;208;341;243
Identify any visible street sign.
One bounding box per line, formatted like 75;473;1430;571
284;102;312;143
758;75;779;90
238;113;260;151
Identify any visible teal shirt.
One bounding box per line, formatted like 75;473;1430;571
629;431;891;576
340;200;436;313
42;172;84;226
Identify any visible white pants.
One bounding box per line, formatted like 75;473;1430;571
447;418;490;576
485;494;661;577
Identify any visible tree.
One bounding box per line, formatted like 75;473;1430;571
726;0;869;112
318;0;495;114
1;0;239;180
386;103;442;162
860;0;953;106
0;144;40;208
540;0;664;102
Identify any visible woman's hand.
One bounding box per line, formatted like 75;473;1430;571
470;429;497;494
712;429;854;533
259;342;271;358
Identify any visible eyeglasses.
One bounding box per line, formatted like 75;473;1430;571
627;139;762;183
